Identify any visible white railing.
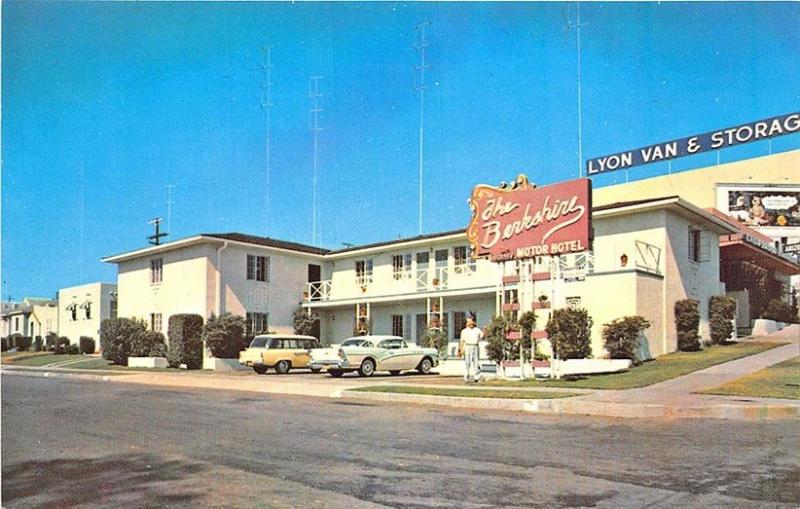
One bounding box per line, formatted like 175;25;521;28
355;275;373;287
560;252;595;280
416;268;429;292
433;266;449;289
305;280;332;301
635;240;662;275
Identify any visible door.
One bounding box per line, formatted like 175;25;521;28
434;249;448;287
415;314;427;345
308;264;322;301
416;252;429;291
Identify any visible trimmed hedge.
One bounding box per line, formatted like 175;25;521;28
79;336;96;354
546;308;593;360
16;336;32;352
675;299;701;351
34;336;44;352
602;316;651;364
709;296;736;345
202;313;247;359
761;299;799;324
130;329;166;358
167;314;204;369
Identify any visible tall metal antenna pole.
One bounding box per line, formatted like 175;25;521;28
568;4;588;178
166;183;177;236
79;162;85;281
261;46;274;236
414;21;430;235
309;75;324;246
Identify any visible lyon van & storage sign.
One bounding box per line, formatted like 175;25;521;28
467;176;592;262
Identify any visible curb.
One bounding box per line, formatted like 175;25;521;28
1;367;118;382
341;389;800;420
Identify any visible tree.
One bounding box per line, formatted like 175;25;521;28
545;308;593;360
203;313;247;359
423;327;449;356
484;315;514;364
293;307;319;336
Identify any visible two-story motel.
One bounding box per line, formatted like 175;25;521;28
103;195;737;359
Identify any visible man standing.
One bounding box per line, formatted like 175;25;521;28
459;318;484;383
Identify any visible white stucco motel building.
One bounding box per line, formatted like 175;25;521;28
57;282;118;350
103;195;736;360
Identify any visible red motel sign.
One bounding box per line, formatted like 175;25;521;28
467;176;592;262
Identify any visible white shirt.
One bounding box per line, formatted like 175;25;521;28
460;326;484;346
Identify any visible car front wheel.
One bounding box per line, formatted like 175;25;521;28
275;360;291;374
417;357;432;375
329;369;344;378
310;368;322;374
359;359;375;377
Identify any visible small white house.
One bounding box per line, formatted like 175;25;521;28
57;282;118;351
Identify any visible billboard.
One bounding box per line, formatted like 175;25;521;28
467;176;592;262
586;112;800;175
716;185;800;234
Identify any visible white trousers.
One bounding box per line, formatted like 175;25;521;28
464;345;480;381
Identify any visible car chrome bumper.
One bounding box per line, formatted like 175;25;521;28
308;360;349;370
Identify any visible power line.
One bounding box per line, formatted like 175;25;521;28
309;75;324;246
414;21;430;235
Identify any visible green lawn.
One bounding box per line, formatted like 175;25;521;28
486;341;783;390
351;385;577;399
698;357;800;400
3;354;85;367
1;351;54;363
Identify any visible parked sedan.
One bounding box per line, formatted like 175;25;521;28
309;335;439;377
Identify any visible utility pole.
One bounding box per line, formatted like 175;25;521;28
309;75;324;246
414;21;430;235
261;46;274;236
148;218;167;246
567;4;588;178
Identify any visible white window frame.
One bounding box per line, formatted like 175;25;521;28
453;245;476;273
246;312;269;334
391;254;412;280
355;259;374;286
391;315;404;337
247;255;270;282
150;258;163;284
150;313;162;332
688;227;701;263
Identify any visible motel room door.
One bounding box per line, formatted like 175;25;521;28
415;314;427;345
308;264;321;301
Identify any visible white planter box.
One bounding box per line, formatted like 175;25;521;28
128;357;168;369
434;359;497;378
751;319;778;336
203;357;248;371
534;358;632;378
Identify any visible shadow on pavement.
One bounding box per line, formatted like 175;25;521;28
2;453;207;507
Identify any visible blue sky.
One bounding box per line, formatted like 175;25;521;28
2;1;799;300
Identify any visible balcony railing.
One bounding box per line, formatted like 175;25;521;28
305;280;332;301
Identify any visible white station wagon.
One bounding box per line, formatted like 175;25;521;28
309;335;439;377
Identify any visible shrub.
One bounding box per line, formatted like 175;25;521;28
65;344;80;355
546;308;593;360
149;342;167;358
293;307;319;337
484;315;514;363
34;336;44;352
167;314;204;369
761;299;798;324
45;332;58;351
709;296;736;345
54;337;70;354
675;299;701;351
602;316;651;364
100;318;148;366
202;313;247;359
130;329;166;357
1;337;8;352
16;336;32;352
423;327;449;356
79;336;96;354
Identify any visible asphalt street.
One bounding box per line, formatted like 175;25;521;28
2;374;798;508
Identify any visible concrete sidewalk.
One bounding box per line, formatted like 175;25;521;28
3;328;798;420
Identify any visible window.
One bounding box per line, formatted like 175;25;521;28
688;228;701;262
355;259;373;285
246;255;270;282
110;299;118;319
14;317;19;330
84;302;92;320
452;311;467;339
391;315;404;336
150;258;163;284
68;304;77;321
453;246;476;272
246;312;269;335
392;254;412;280
150;313;162;332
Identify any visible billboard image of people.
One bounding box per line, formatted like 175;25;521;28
720;186;800;231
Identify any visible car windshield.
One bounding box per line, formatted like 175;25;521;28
249;336;269;348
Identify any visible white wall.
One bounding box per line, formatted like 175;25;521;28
58;283;117;349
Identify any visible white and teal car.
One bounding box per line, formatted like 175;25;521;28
309;335;439;377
